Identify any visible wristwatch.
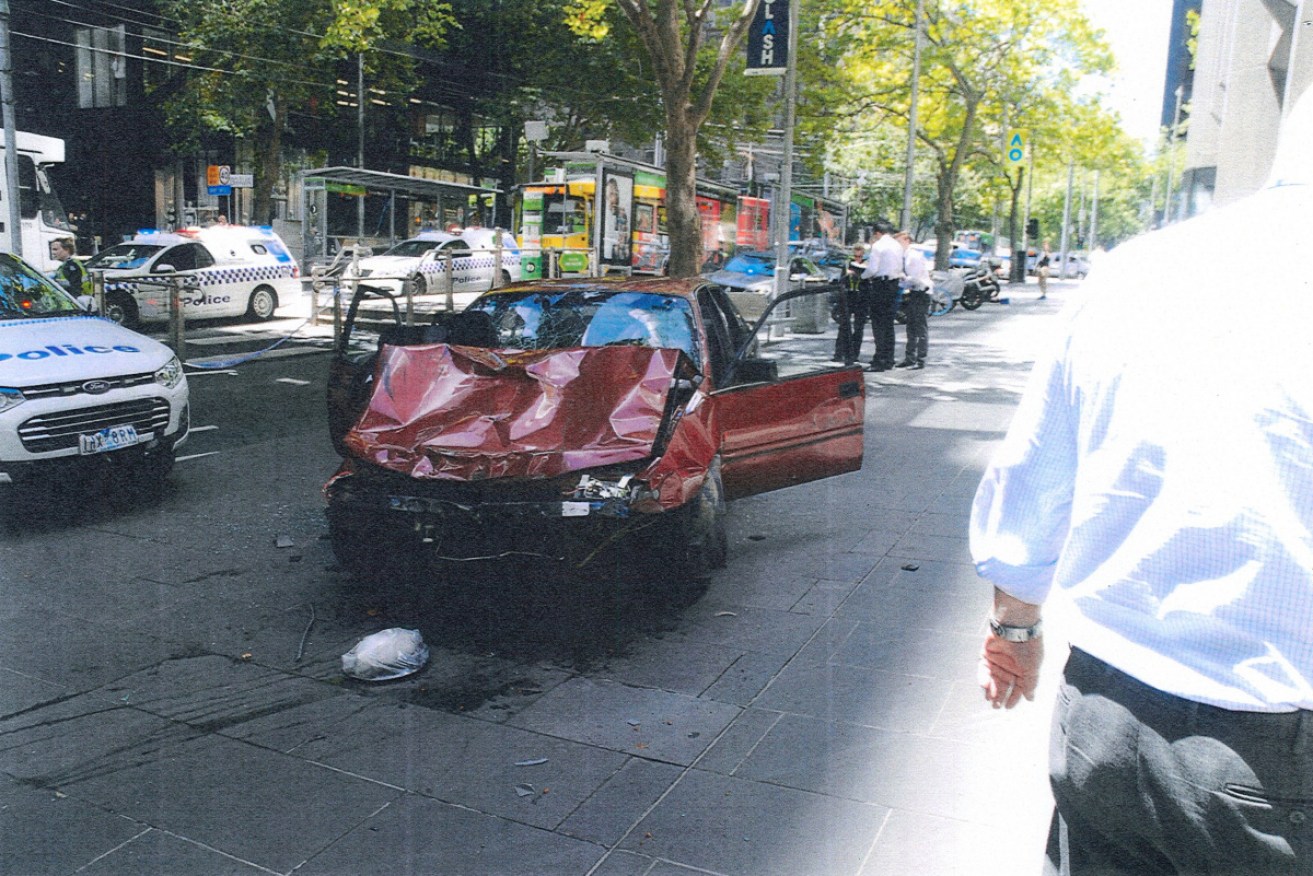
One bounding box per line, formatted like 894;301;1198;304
988;616;1043;642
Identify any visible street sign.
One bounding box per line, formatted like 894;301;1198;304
229;173;253;188
1006;130;1027;165
207;164;232;196
745;0;789;76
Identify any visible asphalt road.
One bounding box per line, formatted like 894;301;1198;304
0;283;1074;876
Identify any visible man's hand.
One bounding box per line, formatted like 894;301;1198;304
979;636;1043;709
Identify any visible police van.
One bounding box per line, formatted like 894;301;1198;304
85;225;303;328
0;252;189;488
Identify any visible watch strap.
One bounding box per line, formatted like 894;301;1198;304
988;616;1043;642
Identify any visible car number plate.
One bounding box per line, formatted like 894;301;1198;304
79;424;139;455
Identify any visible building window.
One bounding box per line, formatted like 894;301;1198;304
75;25;127;109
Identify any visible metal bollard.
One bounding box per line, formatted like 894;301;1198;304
403;273;415;327
443;251;455;311
493;229;504;289
548;250;559;280
92;270;105;318
169;276;186;362
332;278;343;345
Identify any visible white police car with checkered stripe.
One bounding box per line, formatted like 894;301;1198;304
0;252;188;489
85;226;303;329
344;228;522;308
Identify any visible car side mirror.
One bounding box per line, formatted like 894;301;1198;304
154;264;176;274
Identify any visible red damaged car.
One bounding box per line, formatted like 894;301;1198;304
325;277;864;581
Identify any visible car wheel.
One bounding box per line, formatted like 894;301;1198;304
104;291;139;329
409;273;428;296
499;269;513;288
664;461;727;581
246;286;277;321
327;504;421;583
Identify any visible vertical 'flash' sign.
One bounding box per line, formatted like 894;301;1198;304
745;0;789;76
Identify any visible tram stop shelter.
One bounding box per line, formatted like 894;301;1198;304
299;167;504;265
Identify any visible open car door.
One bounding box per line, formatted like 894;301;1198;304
700;283;865;501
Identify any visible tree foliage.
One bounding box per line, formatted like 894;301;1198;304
804;0;1133;266
565;1;765;278
157;0;454;223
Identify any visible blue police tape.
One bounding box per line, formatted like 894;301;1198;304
183;317;316;370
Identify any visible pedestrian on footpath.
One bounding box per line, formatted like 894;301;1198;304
1036;241;1051;299
969;85;1313;875
861;219;903;372
833;243;866;362
894;230;930;369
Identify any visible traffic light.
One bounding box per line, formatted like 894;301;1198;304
1026;218;1040;239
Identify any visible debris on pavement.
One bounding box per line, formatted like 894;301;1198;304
514;758;549;767
275;535;295;549
341;628;430;681
901;562;920;571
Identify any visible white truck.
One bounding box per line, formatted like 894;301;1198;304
0;131;76;273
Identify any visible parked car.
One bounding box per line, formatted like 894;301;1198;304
324;276;864;583
342;228;522;307
789;240;848;280
86;225;302;328
1050;252;1091;278
702;250;832;320
0;252;188;489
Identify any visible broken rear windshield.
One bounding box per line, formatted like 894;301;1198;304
466;288;698;360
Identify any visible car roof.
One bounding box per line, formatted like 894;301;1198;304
478;276;705;302
408;231;460;243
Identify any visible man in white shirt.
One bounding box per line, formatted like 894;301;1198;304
970;85;1313;874
894;230;931;369
860;219;904;372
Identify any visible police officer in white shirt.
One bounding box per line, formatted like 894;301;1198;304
894;230;931;369
860;219;903;371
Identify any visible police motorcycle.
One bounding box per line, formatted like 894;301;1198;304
956;259;1004;310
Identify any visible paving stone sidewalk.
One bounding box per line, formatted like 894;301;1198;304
1;281;1080;875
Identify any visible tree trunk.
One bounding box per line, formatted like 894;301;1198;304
252;97;285;227
933;165;955;271
1007;168;1024;284
664;110;701;278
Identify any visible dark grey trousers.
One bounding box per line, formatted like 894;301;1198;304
902;288;929;362
1047;648;1313;875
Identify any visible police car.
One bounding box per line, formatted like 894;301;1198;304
0;252;189;487
343;227;522;307
85;225;302;328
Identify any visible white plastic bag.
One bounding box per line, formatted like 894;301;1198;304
341;628;430;681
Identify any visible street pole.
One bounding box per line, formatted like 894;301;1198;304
357;53;365;240
1058;161;1074;279
899;0;924;232
1162;84;1183;226
1090;170;1100;252
772;0;799;305
0;0;22;259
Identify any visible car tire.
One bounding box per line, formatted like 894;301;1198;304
500;270;513;288
104;291;140;329
663;460;727;581
246;286;277;321
327;504;421;583
410;273;429;296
